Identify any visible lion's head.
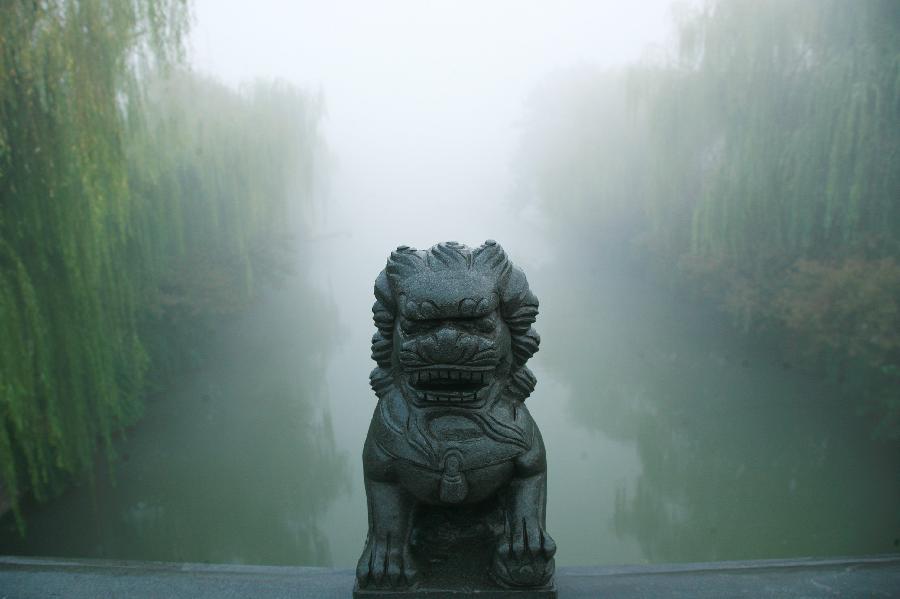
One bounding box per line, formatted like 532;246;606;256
370;240;540;408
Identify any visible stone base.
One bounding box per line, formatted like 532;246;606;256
353;583;556;598
2;554;899;599
354;503;555;598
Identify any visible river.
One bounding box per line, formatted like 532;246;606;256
1;226;897;567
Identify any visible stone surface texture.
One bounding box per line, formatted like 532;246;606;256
0;555;898;598
356;242;555;596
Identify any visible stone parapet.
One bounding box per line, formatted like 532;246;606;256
0;554;898;598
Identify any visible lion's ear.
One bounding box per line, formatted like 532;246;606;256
501;267;539;327
512;327;540;365
374;270;394;313
369;367;393;398
371;332;392;368
507;366;538;402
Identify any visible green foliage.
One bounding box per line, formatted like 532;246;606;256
778;258;900;365
0;0;189;514
682;0;900;261
519;0;900;435
0;1;321;516
129;74;322;385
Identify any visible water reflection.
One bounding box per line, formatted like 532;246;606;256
0;272;349;566
2;236;897;568
534;258;900;564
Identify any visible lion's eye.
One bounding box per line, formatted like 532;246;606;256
474;316;496;333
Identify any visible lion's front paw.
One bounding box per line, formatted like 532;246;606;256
490;517;556;588
355;532;419;589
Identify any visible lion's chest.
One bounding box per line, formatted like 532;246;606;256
394;458;515;505
426;413;489;444
374;409;528;505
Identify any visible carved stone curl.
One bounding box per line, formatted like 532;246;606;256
354;241;556;598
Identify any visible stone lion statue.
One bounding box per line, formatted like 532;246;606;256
355;240;556;593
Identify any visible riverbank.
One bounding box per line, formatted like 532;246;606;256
1;554;898;598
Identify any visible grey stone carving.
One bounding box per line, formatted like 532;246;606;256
354;241;556;598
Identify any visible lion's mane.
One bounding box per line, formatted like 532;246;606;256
369;240;541;403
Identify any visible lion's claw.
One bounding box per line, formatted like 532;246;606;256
491;517;556;587
356;533;418;589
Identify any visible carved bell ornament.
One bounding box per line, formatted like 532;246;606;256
354;240;556;598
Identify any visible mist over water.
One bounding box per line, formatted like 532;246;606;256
192;3;679;563
2;0;897;570
191;0;676;251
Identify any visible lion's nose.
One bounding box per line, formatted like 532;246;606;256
432;327;461;356
416;325;472;364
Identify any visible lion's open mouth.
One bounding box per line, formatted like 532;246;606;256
407;367;491;403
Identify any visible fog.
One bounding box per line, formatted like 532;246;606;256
3;0;897;573
190;0;677;259
187;3;684;563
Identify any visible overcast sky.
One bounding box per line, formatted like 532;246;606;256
188;0;682;263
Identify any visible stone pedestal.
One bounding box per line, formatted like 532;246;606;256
354;502;556;598
354;585;556;598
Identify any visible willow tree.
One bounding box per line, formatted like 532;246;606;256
0;0;189;513
130;74;324;383
1;0;323;517
681;0;900;263
518;0;900;435
665;0;900;431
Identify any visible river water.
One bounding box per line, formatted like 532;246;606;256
1;225;897;567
